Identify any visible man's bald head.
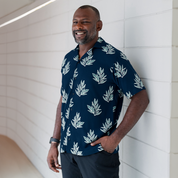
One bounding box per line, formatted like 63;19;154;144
78;5;100;21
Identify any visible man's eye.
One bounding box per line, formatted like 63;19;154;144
73;21;77;24
82;21;89;24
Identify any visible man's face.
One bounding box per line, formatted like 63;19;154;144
72;8;99;45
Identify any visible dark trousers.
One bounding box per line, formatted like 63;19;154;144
60;151;120;178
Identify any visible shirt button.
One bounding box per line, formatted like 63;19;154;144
73;93;74;95
71;108;72;111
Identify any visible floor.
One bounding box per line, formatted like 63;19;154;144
0;135;43;178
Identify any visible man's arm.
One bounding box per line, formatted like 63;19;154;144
47;96;62;173
91;90;149;153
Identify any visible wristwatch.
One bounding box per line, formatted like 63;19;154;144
49;137;60;144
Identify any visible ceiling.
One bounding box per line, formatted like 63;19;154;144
0;0;35;19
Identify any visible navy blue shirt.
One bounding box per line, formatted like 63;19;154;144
60;37;145;156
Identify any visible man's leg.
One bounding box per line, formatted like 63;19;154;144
74;151;120;178
60;153;83;178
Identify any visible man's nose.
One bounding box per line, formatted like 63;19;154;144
75;22;83;30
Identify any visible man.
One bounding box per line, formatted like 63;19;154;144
47;5;149;178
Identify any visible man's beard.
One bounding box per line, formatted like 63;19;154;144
73;26;97;45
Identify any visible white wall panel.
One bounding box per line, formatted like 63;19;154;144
125;0;172;19
125;47;172;82
68;0;92;11
143;79;171;118
0;65;6;75
28;18;52;39
93;0;124;23
0;33;6;44
7;53;18;64
0;117;6;127
123;136;170;178
125;11;172;47
123;163;149;178
172;48;178;82
0;76;6;85
50;13;70;34
173;9;178;46
7;31;18;43
0;107;6;117
170;153;178;178
0;96;6;107
171;118;178;153
0;54;6;64
126;110;170;152
0;126;6;135
171;83;178;117
7;108;16;121
7;98;16;110
0;86;6;95
100;21;124;48
0;44;6;53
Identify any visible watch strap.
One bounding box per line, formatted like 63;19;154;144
49;137;60;144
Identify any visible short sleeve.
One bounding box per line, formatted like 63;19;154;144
111;52;146;99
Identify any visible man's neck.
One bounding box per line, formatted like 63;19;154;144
78;37;98;59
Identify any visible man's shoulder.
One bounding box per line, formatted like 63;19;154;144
98;39;125;62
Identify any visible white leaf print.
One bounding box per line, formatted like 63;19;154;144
63;127;71;146
69;98;74;108
87;49;93;56
60;147;65;153
62;61;70;75
134;74;144;89
87;99;102;116
98;144;104;151
126;91;133;98
114;62;127;78
73;55;79;61
66;127;71;137
69;69;78;89
73;68;78;78
61;117;66;131
113;106;116;112
110;67;113;73
120;52;128;60
97;37;103;43
61;58;67;68
83;130;97;144
65;108;70;119
102;44;115;54
62;90;68;103
63;136;67;146
92;68;107;84
118;89;124;98
100;118;112;133
65;98;74;119
80;55;95;67
75;80;89;97
103;86;114;102
69;79;73;89
70;142;83;156
71;112;84;129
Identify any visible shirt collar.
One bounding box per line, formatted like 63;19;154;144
74;37;106;51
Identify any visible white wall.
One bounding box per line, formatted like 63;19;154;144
0;0;177;177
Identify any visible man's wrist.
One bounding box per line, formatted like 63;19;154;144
49;137;60;144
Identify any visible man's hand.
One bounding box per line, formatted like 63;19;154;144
47;144;61;173
91;136;118;153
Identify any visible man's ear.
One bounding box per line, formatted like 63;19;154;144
96;20;103;32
